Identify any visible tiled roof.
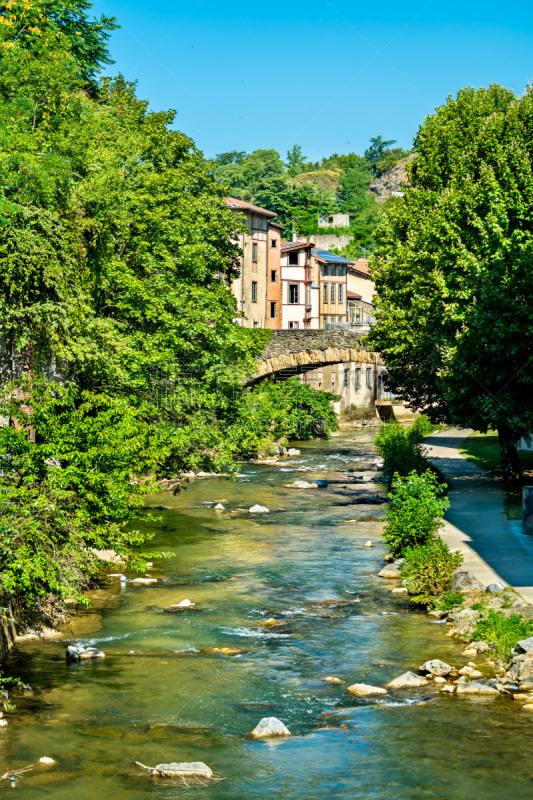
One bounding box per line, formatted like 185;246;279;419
349;258;369;276
312;248;355;265
225;196;277;218
281;241;314;251
347;291;362;300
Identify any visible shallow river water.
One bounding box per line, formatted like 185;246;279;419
3;429;533;799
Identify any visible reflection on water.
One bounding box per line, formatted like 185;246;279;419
2;430;533;798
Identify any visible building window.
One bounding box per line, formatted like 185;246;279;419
344;369;349;388
331;284;335;304
366;367;373;388
354;369;361;388
256;216;266;229
288;251;298;266
270;301;277;319
338;285;343;304
331;265;336;277
253;320;259;328
338;316;344;322
323;265;329;276
252;243;258;262
270;270;278;282
271;239;277;248
331;316;335;322
252;281;257;302
323;284;328;303
288;321;299;329
289;283;299;304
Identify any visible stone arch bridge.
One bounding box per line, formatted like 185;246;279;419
254;329;383;381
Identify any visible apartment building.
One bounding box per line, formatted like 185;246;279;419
347;258;374;330
225;197;279;328
312;249;353;327
280;241;319;329
266;222;283;329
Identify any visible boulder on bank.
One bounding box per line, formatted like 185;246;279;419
517;636;533;654
486;581;506;593
450;570;484;593
66;645;105;662
387;672;428;689
456;681;500;695
347;683;387;697
506;652;533;681
250;717;291;738
419;659;452;677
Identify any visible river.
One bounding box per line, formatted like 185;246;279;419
2;428;533;798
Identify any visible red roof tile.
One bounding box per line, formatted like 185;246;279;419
347;291;362;299
225;196;277;218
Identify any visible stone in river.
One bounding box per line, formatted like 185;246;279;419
287;448;301;456
288;481;317;489
347;683;388;697
130;577;158;585
249;505;269;513
0;719;7;728
261;618;287;628
39;757;57;766
456;681;500;695
151;762;213;779
250;717;291;738
164;599;196;612
323;676;346;685
66;645;105;662
458;666;474;676
517;636;533;654
364;541;372;548
434;676;446;684
420;659;452;677
391;588;408;594
378;566;401;579
450;570;484;593
208;647;241;655
314;479;328;488
214;503;225;510
439;684;456;693
387;671;428;689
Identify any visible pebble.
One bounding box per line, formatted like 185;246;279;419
214;503;225;511
364;541;372;548
39;757;57;765
434;676;446;684
323;676;346;685
512;693;531;701
347;683;388;697
462;649;478;657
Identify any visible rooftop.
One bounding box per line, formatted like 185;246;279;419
312;248;355;265
281;241;314;251
225;196;277;218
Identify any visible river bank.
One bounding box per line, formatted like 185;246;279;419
2;428;533;798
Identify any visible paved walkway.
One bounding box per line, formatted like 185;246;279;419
425;429;533;603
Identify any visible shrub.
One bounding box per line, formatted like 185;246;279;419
472;610;533;660
402;538;463;605
407;414;436;444
435;590;465;610
383;470;450;558
375;419;427;478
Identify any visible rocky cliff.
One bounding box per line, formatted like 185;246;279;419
369;153;416;201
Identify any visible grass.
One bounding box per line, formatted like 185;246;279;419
472;610;533;660
459;431;533;520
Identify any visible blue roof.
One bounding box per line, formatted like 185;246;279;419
312;248;354;265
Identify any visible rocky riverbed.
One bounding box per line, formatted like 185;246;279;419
2;429;533;799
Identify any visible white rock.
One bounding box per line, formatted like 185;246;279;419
469;670;484;679
0;719;7;728
364;541;372;548
287;448;301;456
66;645;105;662
323;676;346;685
459;666;474;676
434;676;446;684
288;481;317;489
214;503;225;510
39;757;57;765
456;681;500;695
347;683;388;697
249;505;269;513
250;717;291;738
387;672;429;689
130;577;158;585
178;599;195;607
440;684;456;693
153;762;213;779
420;659;453;677
378;567;401;579
391;588;408;594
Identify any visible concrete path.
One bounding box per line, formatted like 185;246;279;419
424;428;533;603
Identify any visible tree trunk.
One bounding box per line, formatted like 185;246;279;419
497;426;523;483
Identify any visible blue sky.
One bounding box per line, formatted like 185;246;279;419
92;0;533;161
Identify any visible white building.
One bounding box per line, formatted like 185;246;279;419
280;241;319;329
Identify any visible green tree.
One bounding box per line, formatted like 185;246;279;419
286;144;307;177
369;84;533;480
364;136;397;173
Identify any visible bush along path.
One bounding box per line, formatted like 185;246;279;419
375;417;533;700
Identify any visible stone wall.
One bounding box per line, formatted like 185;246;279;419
260;329;365;360
0;600;17;660
310;234;354;251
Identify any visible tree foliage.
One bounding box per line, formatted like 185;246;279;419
369;84;533;479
